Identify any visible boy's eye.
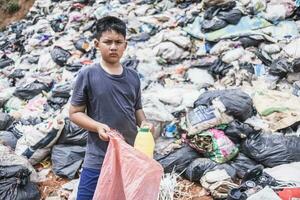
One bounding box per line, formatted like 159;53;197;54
103;41;113;45
102;40;125;46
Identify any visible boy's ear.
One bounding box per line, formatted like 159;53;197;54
94;39;99;48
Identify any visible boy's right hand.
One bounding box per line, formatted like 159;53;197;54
96;123;110;141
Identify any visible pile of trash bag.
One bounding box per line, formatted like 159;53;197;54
1;0;300;199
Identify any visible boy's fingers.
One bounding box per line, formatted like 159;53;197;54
103;125;110;132
98;129;109;141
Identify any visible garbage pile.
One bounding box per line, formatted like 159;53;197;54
1;0;300;199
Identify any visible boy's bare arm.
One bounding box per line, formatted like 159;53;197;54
135;109;146;127
69;104;110;141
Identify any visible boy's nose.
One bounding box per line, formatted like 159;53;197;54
110;43;118;50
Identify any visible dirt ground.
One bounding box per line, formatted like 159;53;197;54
176;179;213;200
0;0;35;29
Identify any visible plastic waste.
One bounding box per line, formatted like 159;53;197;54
50;15;68;32
200;169;238;199
242;132;300;167
93;130;163;200
218;9;243;25
0;131;18;149
163;123;177;138
224;120;257;144
0;54;14;69
278;188;300;200
15;117;64;165
185;158;218;181
57;118;87;146
186;129;239;163
229;153;259;178
187;101;233;135
208;59;233;78
0;112;14;130
194;89;254;122
253;64;266;76
13;80;51;100
51;144;85;179
293;81;300;97
134;127;155;158
155;144;199;173
0;165;40;200
74;38;91;53
50;46;71;67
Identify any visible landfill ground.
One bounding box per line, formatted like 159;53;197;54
0;0;36;29
1;0;300;199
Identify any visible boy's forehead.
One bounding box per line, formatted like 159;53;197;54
100;30;125;40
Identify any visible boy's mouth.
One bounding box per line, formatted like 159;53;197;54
109;53;118;57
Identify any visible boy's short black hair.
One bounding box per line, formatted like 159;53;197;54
95;16;126;40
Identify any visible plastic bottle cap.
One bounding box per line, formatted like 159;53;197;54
139;127;150;132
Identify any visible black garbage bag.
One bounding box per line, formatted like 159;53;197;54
0;55;14;69
50;15;68;32
238;36;262;48
0;112;14;130
50;46;71;67
0;165;40;200
52;144;86;179
47;97;69;109
74;38;90;53
241;132;300;167
154;144;199;173
224;120;257;144
66;63;83;72
239;63;255;74
204;6;219;20
51;83;71;98
82;20;96;32
73;0;90;4
292;58;300;73
25;55;40;64
13;80;50;100
194;89;254;122
254;50;272;66
8;69;26;79
185;158;217;181
269;58;292;78
0;131;18;149
286;134;300;162
129;32;151;42
208;59;233;78
57;118;87;146
218;9;242;25
229;153;259;178
201;18;228;33
185;158;237;181
203;0;236;10
0;40;11;51
122;58;140;69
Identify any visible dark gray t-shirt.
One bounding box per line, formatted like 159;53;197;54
70;63;142;169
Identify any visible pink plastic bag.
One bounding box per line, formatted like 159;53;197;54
93;130;163;200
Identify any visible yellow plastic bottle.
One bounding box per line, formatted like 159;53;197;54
134;127;155;158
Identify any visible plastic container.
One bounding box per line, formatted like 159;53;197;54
134;127;155;158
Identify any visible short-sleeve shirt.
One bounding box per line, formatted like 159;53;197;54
70;63;142;169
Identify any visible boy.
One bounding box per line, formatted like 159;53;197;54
69;16;153;200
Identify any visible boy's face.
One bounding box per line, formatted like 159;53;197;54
95;30;127;65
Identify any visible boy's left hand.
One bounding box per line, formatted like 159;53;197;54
141;121;155;135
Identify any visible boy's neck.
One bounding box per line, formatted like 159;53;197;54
100;59;123;75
